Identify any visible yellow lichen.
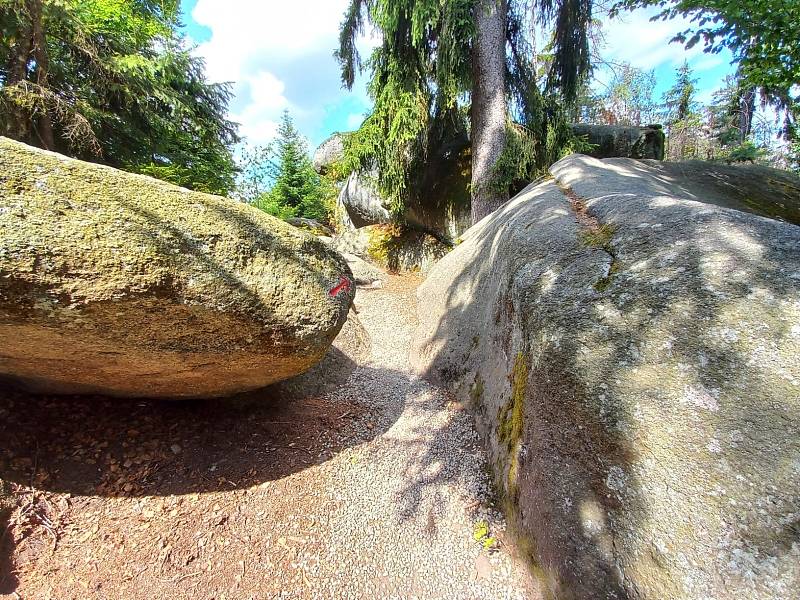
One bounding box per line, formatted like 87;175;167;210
498;352;528;449
366;224;402;266
498;352;528;496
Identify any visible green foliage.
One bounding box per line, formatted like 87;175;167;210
663;61;698;124
613;0;799;137
598;64;658;126
492;115;586;194
336;0;595;217
0;0;239;195
662;61;704;161
248;111;330;224
723;141;767;164
707;74;747;148
236;142;279;203
789;124;800;173
253;194;297;221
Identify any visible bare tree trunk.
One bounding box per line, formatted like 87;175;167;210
470;0;508;224
5;2;34;142
738;86;756;144
30;0;55;150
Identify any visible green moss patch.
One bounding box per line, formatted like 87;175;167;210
593;258;621;292
497;352;529;496
579;223;617;249
498;352;528;450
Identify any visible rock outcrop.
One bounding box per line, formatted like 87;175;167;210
312;133;345;174
413;154;800;598
338;171;392;228
330;225;450;274
287;217;333;237
572;123;665;160
313;134;472;241
0;138;355;399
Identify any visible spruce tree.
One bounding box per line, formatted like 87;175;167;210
662;61;702;160
254;111;328;223
336;0;594;224
0;0;239;194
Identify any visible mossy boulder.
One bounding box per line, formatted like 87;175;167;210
329;225;450;273
413;154;800;598
572;124;665;160
0;138;355;399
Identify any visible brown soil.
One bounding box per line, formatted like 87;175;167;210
1;274;536;599
0;357;372;599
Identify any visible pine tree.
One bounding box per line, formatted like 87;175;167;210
271;112;314;209
662;61;702;160
336;0;594;224
0;0;239;194
253;111;328;223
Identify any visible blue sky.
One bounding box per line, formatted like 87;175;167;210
179;1;736;151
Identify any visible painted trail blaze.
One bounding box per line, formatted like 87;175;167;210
329;276;352;298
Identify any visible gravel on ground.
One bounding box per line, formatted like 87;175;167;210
0;273;540;599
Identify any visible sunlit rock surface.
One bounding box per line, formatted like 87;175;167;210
413;154;800;598
0;138;355;399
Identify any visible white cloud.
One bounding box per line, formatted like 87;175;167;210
598;7;730;73
191;2;733;147
346;112;366;130
191;0;375;146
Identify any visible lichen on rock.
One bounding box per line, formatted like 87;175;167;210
412;153;800;599
0;137;355;399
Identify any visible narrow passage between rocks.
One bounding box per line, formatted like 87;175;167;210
0;274;540;600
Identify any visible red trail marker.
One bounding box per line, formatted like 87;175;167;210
329;276;352;298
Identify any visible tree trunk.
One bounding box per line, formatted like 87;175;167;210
738;86;756;143
30;0;55;150
4;2;34;141
470;0;508;224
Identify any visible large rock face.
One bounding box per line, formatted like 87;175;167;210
0;138;355;399
572;124;665;160
338;171;392;228
329;225;450;274
312;133;345;174
313;134;472;241
413;154;800;599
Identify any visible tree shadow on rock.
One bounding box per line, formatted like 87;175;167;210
407;170;800;598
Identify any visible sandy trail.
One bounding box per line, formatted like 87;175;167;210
0;274;539;599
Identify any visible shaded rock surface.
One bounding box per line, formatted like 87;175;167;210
341;252;387;287
413;154;800;599
330;226;450;274
604;158;800;225
572;124;665;160
313;134;472;241
338;171;392;228
287;217;333;237
0;138;355;399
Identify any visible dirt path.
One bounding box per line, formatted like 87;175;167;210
1;274;539;599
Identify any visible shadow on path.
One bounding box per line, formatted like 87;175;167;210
0;341;400;499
